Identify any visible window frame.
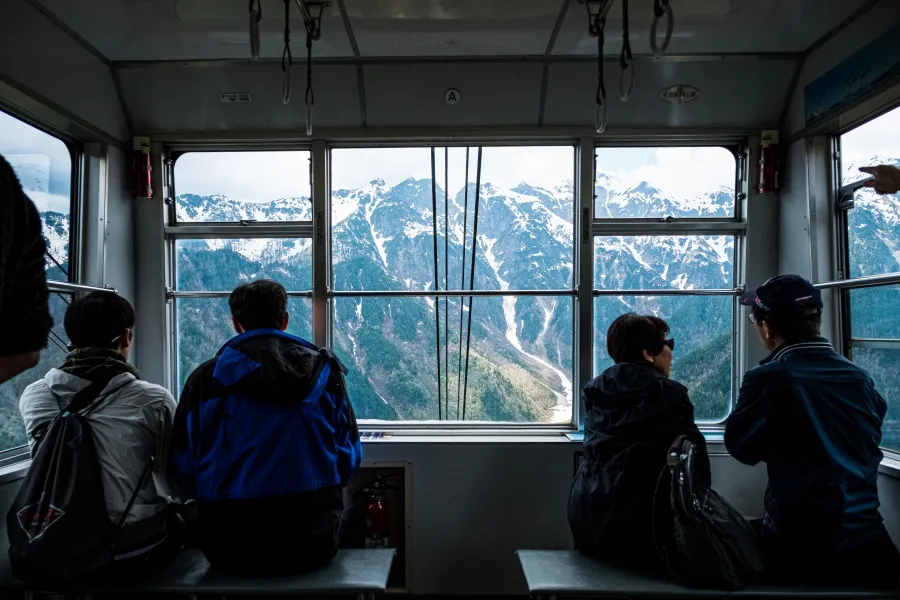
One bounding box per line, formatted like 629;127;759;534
0;105;81;465
161;138;747;433
832;101;900;457
591;141;746;428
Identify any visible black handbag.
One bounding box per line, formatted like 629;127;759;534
653;435;766;590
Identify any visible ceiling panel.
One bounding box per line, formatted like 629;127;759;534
363;63;543;127
553;0;870;55
342;0;563;56
35;0;354;60
118;64;360;133
543;58;798;128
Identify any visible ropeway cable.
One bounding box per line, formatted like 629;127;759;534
461;147;483;421
456;147;470;420
444;147;449;419
430;147;442;420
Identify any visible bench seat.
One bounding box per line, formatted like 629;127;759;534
516;550;900;599
14;548;395;596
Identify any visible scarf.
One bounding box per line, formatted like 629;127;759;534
60;347;140;412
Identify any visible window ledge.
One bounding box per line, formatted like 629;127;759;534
0;459;30;484
879;456;900;479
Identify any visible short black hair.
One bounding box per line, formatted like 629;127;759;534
607;313;670;363
751;305;822;343
229;279;287;331
64;292;135;349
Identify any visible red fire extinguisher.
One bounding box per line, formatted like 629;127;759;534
758;130;779;195
132;136;152;199
364;480;391;548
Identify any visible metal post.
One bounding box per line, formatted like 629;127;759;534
575;138;595;428
311;140;330;348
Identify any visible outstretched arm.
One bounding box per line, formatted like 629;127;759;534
860;165;900;195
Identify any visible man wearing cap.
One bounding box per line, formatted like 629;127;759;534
726;274;899;584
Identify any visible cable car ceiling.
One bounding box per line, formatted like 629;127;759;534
31;0;872;61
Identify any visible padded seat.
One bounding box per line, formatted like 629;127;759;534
516;550;900;599
19;548;395;596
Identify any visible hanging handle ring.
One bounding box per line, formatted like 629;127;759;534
282;67;292;105
650;1;674;56
618;60;635;102
249;0;261;60
595;101;609;135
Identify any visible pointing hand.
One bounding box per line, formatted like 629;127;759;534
859;165;900;195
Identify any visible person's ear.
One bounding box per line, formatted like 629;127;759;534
641;348;654;363
280;312;290;332
232;315;244;334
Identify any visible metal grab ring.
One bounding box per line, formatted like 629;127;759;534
618;61;635;101
305;102;312;136
282;67;292;105
249;9;261;60
650;3;674;55
595;101;609;135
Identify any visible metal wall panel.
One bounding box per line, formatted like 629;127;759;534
777;139;813;279
0;0;128;142
543;59;796;129
104;145;137;303
363;63;543;128
117;65;360;134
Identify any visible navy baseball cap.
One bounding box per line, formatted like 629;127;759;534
740;274;823;312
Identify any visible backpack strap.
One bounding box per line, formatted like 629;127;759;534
114;456;154;532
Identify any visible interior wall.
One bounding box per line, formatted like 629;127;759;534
116;58;797;134
104;145;136;302
785;0;900;136
777;140;812;278
0;0;128;143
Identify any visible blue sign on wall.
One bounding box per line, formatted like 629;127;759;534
804;23;900;126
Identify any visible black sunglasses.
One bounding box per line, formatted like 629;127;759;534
663;338;675;351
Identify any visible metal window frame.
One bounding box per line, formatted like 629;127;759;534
161;137;747;433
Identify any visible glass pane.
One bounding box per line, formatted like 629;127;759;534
0;111;72;282
0;293;72;451
848;285;900;339
850;347;900;452
595;235;734;290
594;147;736;219
332;295;573;423
331;146;575;292
175;238;312;292
840;107;900;279
175;297;312;393
174;151;311;222
594;295;733;423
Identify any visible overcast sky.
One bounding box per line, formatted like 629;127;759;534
4;105;899;214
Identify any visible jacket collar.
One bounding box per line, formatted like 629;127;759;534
219;328;316;355
760;336;833;365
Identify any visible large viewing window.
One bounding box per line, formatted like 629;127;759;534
170;151;313;393
331;145;575;423
838;105;900;452
593;147;740;423
0;110;74;457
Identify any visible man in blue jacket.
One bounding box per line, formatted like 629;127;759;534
726;274;899;584
169;279;362;576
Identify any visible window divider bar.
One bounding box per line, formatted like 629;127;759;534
849;338;900;349
168;290;312;299
48;281;116;295
330;289;575;298
592;288;740;296
815;272;900;290
592;221;746;235
165;224;315;238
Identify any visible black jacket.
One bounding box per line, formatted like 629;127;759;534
568;362;710;564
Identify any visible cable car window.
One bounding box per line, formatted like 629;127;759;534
173;151;312;223
594;147;736;219
0;110;72;283
0;294;72;452
840;106;900;279
838;105;900;452
330;145;575;423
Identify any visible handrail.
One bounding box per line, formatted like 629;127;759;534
814;272;900;290
47;281;116;295
167;290;312;299
330;289;576;298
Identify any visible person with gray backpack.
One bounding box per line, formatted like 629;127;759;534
9;292;181;583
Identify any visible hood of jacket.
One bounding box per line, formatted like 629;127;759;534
583;362;694;446
213;328;328;404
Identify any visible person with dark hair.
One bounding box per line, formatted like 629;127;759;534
0;153;52;384
727;274;900;584
18;291;180;577
568;312;710;568
169;279;362;576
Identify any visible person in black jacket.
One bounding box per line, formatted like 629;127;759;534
568;313;710;567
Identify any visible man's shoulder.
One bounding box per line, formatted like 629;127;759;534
127;378;176;406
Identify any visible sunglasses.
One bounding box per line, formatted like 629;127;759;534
663;338;675;351
748;312;764;325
